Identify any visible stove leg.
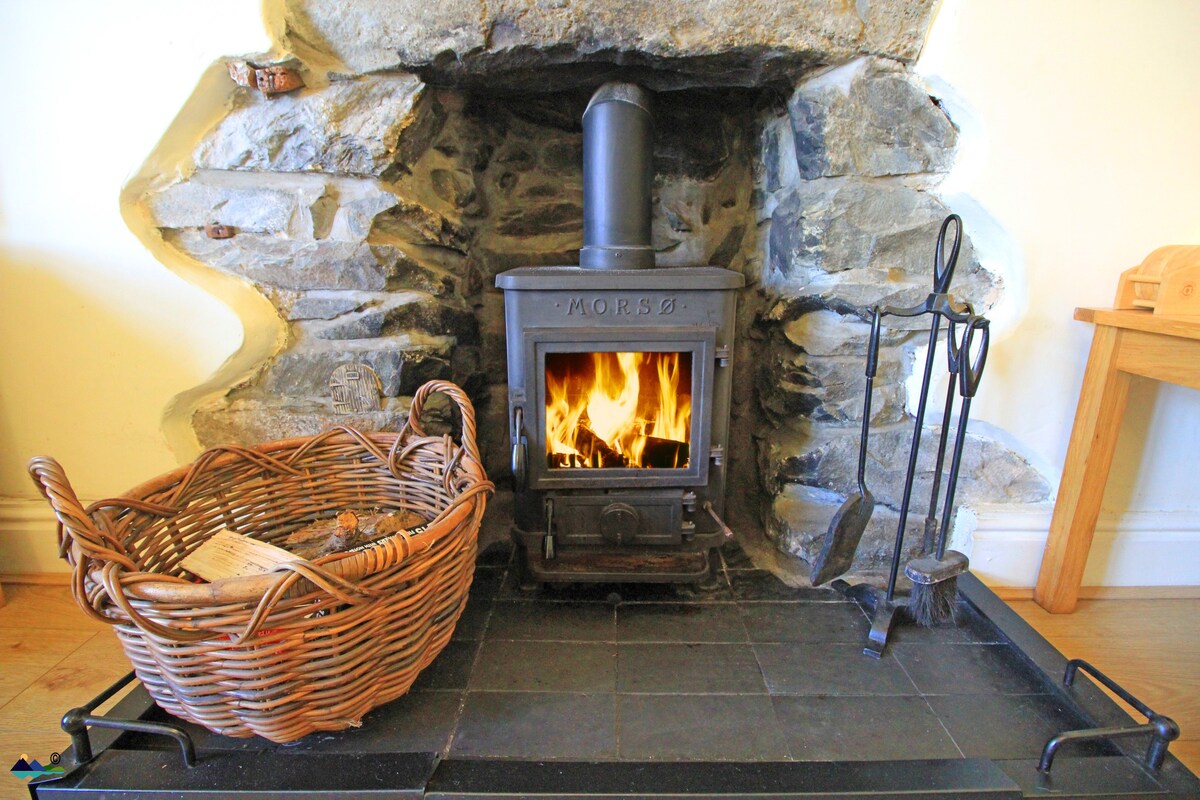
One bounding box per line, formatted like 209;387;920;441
514;545;543;594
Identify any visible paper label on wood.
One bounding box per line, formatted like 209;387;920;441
180;529;297;582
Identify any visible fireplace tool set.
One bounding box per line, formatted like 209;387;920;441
809;214;992;658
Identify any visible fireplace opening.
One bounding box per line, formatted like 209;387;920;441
545;350;693;471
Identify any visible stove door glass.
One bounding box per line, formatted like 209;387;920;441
545;351;692;470
527;329;714;490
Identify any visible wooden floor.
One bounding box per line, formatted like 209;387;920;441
0;583;133;800
1007;596;1200;775
0;583;1196;799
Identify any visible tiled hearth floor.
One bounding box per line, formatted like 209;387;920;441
109;541;1110;765
3;535;1200;798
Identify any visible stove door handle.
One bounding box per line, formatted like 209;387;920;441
512;407;528;490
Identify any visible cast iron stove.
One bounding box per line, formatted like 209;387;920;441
497;82;744;588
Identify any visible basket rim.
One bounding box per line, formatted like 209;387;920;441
82;427;490;606
102;498;479;605
115;429;407;503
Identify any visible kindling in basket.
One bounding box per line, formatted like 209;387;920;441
28;380;493;743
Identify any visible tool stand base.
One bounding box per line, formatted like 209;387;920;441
832;581;912;659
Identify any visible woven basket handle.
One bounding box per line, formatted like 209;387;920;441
27;457;140;628
28;457;136;568
405;380;482;466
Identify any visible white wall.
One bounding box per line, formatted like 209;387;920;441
1;0;1197;584
0;2;269;572
918;0;1200;586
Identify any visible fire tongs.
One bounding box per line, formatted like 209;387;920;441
830;214;978;658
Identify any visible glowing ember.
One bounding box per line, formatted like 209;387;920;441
546;351;691;469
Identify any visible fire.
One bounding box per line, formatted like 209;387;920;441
546;351;691;469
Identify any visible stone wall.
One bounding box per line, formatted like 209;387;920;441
751;58;1049;573
139;1;1049;580
146;77;758;483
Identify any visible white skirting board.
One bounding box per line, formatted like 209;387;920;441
962;503;1200;588
4;497;1199;587
0;498;76;576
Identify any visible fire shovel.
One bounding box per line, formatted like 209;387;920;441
810;307;882;586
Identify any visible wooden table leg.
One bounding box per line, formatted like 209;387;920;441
1035;325;1132;613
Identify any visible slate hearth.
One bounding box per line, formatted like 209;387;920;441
115;542;1099;764
38;531;1200;798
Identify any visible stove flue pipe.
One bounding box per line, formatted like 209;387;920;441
580;82;655;269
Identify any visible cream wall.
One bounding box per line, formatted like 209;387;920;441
0;2;270;571
918;0;1200;586
1;1;1197;583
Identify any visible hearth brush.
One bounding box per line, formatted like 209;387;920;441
906;315;989;626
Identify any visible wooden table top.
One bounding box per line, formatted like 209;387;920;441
1075;307;1200;340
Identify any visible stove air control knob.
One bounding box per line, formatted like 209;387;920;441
600;502;640;545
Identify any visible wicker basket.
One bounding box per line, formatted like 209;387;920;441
28;380;492;743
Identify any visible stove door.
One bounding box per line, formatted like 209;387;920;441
521;326;715;491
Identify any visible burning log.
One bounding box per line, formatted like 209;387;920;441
576;423;626;467
549;424;632;469
642;436;689;469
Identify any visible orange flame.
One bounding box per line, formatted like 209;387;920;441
546;351;691;469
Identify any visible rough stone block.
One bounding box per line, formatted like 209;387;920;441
308;308;387;340
760;113;799;195
150;172;405;244
146;177;305;233
768;483;929;576
758;346;909;428
283;291;373;321
381;298;479;344
193;396;412;448
652;169;751;269
260;335;454;397
386;249;459;296
164;230;391;291
494;200;583;238
782;308;871;357
195;74;444;177
766;179;1001;319
371;197;470;251
277;0;936;86
760;422;1051;517
298;292;479;344
788;58;957;179
328;187;408;240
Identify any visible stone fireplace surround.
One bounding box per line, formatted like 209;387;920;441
140;0;1049;579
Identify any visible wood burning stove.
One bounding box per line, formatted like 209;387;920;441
497;82;744;586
